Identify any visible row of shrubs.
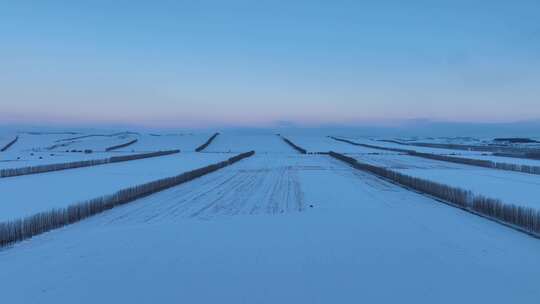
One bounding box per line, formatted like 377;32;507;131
0;136;19;152
109;150;179;162
409;151;540;175
331;137;540;176
328;151;540;237
494;152;540;161
56;132;139;142
196;133;220;152
382;140;496;153
0;151;255;247
105;139;138;151
329;136;409;153
0;150;180;178
280;136;307;154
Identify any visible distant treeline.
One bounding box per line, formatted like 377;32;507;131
105;139;138;151
378;139;540;157
196;133;220;152
0;150;180;178
493;138;539;143
494;152;540;161
330;137;540;176
279;135;307;154
0;151;255;247
329;136;409;153
329;151;540;238
56;132;140;142
408;151;540;175
0;136;19;152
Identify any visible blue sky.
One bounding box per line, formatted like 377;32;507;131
1;0;539;127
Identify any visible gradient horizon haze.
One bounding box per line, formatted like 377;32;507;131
1;1;539;128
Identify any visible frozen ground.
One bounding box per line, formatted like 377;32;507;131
0;150;134;170
395;136;486;144
285;135;385;153
346;137;540;167
0;132;214;170
453;153;540;167
0;152;228;221
0;132;129;169
351;153;540;209
378;136;540;154
396;136;540;149
1;132;74;152
350;137;488;155
205;132;293;153
127;133;211;152
0;134;16;149
1;131;539;304
1;153;539;303
49;135;137;152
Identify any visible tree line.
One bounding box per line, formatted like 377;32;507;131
0;150;180;178
329;151;540;238
329;136;410;153
105;139;138;151
330;137;540;176
0;136;19;152
279;135;307;154
196;133;220;152
409;151;540;175
0;150;255;247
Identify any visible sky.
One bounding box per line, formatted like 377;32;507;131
1;0;539;128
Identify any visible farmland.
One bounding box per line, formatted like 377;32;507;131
0;130;539;303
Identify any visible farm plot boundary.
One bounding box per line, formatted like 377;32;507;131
329;151;540;238
0;151;255;248
330;137;540;176
196;133;220;152
0;150;180;178
0;136;19;152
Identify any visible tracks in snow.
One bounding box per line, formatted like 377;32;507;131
97;155;305;224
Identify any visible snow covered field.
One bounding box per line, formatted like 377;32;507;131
0;150;134;170
284;135;385;153
350;153;540;209
0;132;214;170
0;152;228;221
205;133;293;153
394;136;540;149
346;137;487;155
344;137;540;167
1;131;539;303
128;133;211;152
1;152;539;303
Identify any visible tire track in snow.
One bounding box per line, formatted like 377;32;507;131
95;155;305;224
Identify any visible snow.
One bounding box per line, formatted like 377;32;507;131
1;128;540;303
127;133;212;152
0;132;209;154
284;135;386;153
454;153;540;167
0;152;229;221
1;153;539;303
0;133;132;169
0;151;132;170
348;137;540;167
398;136;540;149
351;153;540;209
0;132;215;170
351;137;488;155
47;134;138;152
10;133;82;151
0;133;15;148
205;133;293;153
